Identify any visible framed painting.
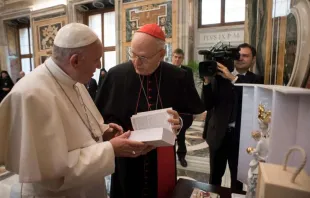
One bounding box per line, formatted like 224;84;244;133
38;23;62;51
124;1;172;42
121;0;177;62
32;15;67;67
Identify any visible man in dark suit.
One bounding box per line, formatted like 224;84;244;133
172;48;195;167
85;77;98;101
202;43;264;191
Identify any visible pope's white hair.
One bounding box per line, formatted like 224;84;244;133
52;39;100;63
52;45;83;63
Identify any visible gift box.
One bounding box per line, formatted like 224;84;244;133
128;128;175;147
256;146;310;198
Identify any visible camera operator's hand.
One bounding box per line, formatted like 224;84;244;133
216;62;236;81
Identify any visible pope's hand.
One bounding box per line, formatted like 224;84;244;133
102;123;123;141
109;131;147;157
167;109;181;135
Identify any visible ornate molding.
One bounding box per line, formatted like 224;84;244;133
4;0;26;4
31;4;66;20
67;0;92;22
0;7;30;20
287;0;310;87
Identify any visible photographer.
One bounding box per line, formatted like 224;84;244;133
202;43;263;191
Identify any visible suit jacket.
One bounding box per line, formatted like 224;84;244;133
203;71;264;150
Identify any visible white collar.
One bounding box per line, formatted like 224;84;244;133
45;57;77;87
232;68;247;76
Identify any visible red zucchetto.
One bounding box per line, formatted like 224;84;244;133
136;23;165;41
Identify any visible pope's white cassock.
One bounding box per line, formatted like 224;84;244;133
0;57;114;198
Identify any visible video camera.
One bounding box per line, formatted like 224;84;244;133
198;43;240;77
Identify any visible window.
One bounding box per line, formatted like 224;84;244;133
86;9;116;83
18;26;33;74
199;0;245;28
272;0;291;18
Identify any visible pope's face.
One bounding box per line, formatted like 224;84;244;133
74;40;103;84
130;33;165;75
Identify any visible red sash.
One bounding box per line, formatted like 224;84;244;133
157;146;176;198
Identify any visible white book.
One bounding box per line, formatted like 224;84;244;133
128;128;175;147
129;108;175;147
131;108;173;132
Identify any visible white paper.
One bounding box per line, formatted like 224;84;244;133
128;128;175;147
131;108;173;132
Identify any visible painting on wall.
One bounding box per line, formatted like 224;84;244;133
38;23;62;51
7;25;18;56
33;15;67;67
125;1;172;42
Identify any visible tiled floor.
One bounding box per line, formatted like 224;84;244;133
0;121;234;197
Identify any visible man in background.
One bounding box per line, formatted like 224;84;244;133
171;48;195;167
202;43;264;191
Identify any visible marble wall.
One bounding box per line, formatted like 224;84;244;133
194;26;244;63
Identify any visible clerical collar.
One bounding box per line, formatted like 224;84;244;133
232;68;247;76
45;57;76;87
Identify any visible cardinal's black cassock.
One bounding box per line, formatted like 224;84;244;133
96;61;204;198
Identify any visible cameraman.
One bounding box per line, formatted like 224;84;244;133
202;43;263;191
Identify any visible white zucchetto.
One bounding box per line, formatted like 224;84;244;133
53;23;99;48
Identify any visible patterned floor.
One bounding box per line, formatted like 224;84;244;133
0;121;233;197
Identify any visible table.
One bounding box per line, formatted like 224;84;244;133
171;178;246;198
